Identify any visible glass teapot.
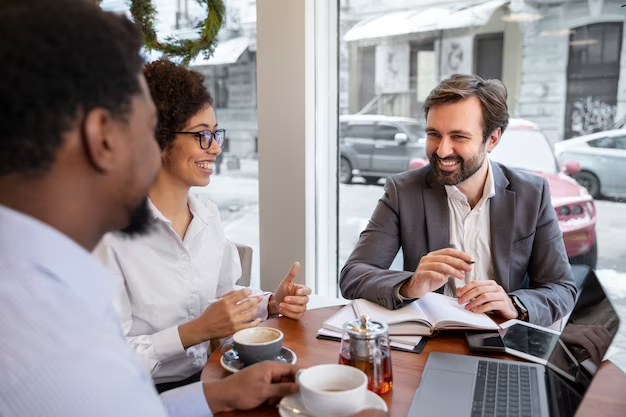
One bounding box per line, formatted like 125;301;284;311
339;313;393;394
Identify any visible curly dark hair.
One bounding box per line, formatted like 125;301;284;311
0;0;144;176
423;74;509;143
143;58;213;151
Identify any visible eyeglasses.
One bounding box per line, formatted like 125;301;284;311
174;129;226;150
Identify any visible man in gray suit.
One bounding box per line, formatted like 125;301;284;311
340;74;576;327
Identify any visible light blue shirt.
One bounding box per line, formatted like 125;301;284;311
0;205;212;417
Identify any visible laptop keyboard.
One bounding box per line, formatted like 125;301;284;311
471;361;540;417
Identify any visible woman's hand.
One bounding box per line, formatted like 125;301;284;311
269;262;312;319
178;288;263;348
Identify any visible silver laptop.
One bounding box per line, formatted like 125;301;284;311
409;269;620;417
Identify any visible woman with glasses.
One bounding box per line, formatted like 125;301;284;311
93;58;311;393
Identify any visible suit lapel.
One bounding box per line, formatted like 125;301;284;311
489;163;515;291
424;171;450;252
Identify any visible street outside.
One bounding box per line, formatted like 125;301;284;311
194;159;626;372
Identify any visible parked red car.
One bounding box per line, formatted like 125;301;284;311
409;118;597;268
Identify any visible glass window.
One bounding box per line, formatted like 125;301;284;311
489;130;559;174
376;124;401;141
615;136;626;150
589;137;617;148
102;0;261;287
347;123;376;139
338;0;626;373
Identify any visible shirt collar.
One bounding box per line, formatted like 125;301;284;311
444;160;497;203
147;193;215;226
0;204;114;312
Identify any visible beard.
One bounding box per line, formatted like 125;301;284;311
428;149;486;186
118;197;154;237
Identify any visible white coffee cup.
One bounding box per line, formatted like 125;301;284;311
296;364;368;417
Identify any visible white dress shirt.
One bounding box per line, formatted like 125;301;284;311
443;160;497;297
93;194;270;384
0;204;211;417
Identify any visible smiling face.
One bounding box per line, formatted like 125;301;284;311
425;96;500;186
161;105;221;188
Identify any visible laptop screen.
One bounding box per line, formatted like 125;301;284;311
545;270;620;415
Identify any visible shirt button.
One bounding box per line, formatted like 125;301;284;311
182;253;189;259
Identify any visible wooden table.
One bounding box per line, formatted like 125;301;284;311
202;306;626;416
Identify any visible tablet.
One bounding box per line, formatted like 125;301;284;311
499;319;561;365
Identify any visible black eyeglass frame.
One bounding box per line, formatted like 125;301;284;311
174;129;226;150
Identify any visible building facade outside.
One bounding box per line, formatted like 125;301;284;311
102;0;626;149
342;0;626;144
101;0;259;159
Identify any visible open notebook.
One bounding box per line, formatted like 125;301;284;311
321;292;499;344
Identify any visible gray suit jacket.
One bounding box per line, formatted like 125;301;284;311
340;162;576;327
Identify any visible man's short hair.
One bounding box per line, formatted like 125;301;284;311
0;0;144;176
423;74;510;142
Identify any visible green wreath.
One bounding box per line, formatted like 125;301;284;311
97;0;225;65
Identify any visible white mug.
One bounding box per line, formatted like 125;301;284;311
296;364;368;416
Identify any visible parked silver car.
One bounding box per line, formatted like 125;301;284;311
339;114;425;184
554;130;626;199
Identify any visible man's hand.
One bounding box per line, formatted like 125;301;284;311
204;361;300;413
456;280;517;320
269;262;312;319
178;288;263;348
560;323;613;364
400;248;473;298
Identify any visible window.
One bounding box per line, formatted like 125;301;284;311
376;124;401;141
347;123;376;139
102;0;261;287
589;137;617;148
489;130;559;174
338;0;626;373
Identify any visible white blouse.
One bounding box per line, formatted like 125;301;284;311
93;194;270;384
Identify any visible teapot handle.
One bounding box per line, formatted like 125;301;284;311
370;339;383;390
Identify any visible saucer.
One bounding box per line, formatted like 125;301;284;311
220;346;297;373
278;390;388;417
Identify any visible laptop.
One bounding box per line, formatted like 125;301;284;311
408;269;621;417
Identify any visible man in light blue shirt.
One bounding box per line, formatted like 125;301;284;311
0;1;299;416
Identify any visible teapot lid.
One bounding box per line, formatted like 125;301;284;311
344;313;388;339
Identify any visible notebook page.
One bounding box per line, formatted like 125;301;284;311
418;292;499;329
353;298;431;327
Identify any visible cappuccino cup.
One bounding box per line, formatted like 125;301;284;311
297;364;368;416
221;327;283;367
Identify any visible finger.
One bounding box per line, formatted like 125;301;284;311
235;295;264;312
281;262;300;287
464;291;503;311
283;295;309;306
458;284;501;305
414;270;450;286
457;279;498;295
293;285;312;296
280;302;307;318
222;287;253;303
238;317;263;330
431;248;473;262
469;300;507;315
420;262;465;280
237;304;261;320
594;327;613;346
269;364;301;382
426;255;473;272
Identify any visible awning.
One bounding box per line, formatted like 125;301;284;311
190;36;250;66
344;0;508;42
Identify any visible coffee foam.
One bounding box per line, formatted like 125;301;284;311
235;328;281;344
